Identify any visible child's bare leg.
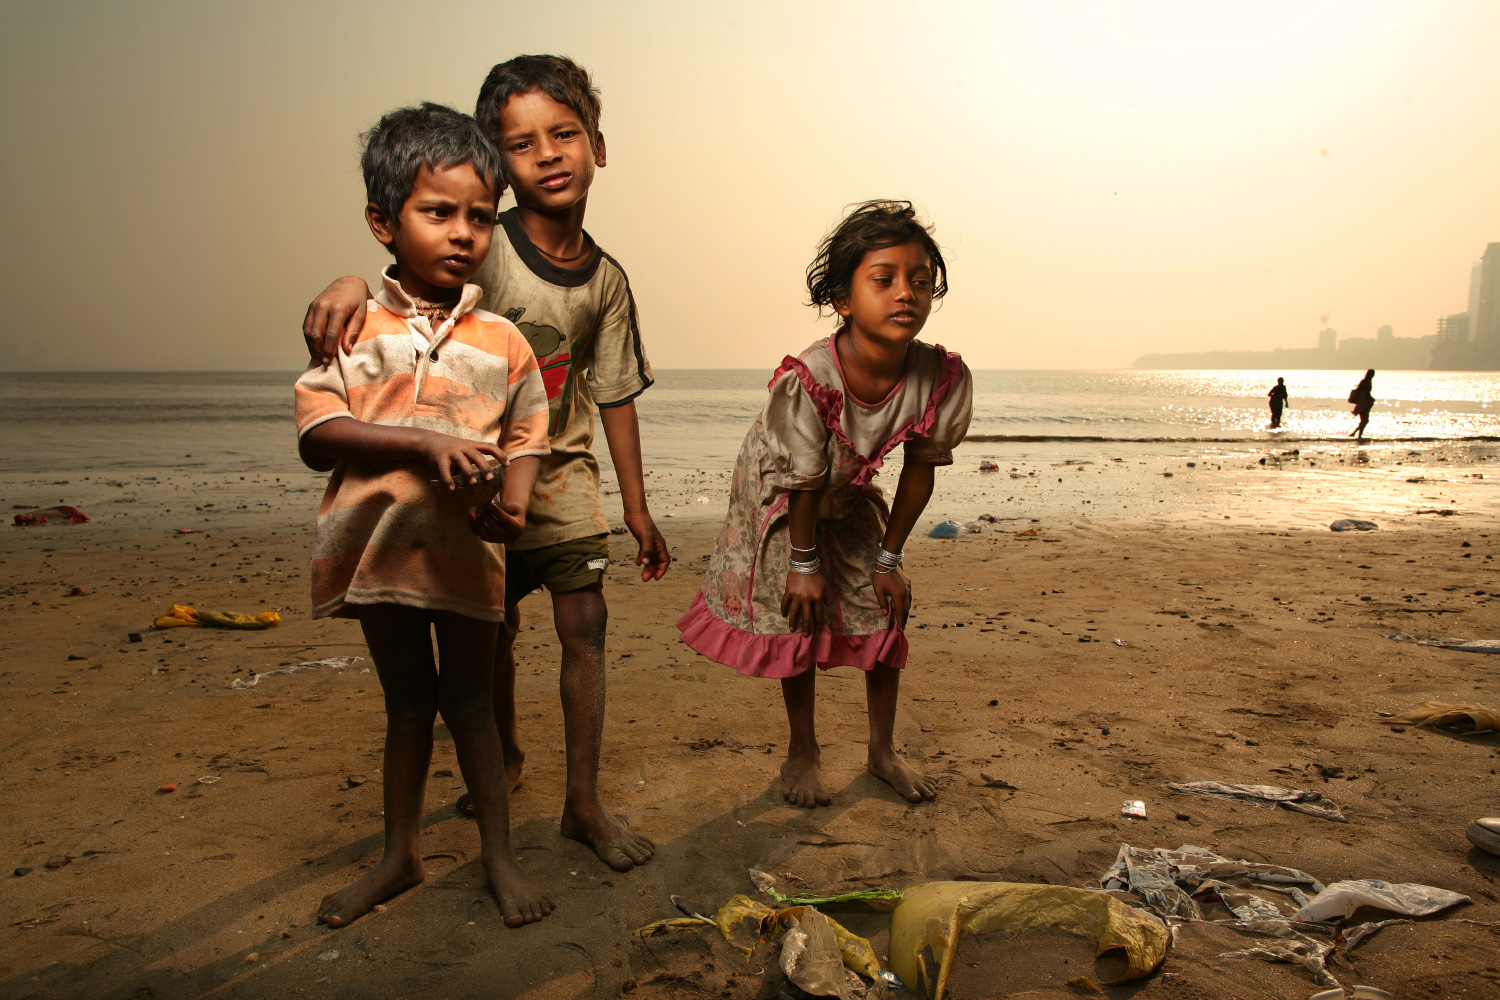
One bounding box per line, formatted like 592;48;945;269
552;585;655;871
456;603;525;817
493;603;526;792
780;668;830;808
865;664;936;802
319;605;438;928
432;609;554;926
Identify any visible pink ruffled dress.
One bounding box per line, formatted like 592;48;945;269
677;334;972;678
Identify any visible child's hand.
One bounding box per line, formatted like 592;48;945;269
781;570;826;635
873;569;912;630
469;498;526;543
624;510;671;581
419;434;508;490
302;275;371;365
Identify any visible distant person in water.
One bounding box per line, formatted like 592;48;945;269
1348;370;1375;441
1267;378;1289;429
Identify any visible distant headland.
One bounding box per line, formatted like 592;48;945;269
1137;242;1500;371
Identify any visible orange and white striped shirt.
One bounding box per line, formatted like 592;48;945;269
294;268;550;622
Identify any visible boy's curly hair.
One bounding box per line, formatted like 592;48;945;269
806;200;948;311
360;102;500;237
474;55;602;192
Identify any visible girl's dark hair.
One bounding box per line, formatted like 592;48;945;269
806;200;948;311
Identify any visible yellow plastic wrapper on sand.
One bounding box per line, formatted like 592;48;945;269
1384;700;1499;735
634;895;880;980
154;604;282;630
889;881;1169;999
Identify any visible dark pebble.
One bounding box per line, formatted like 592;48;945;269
1391;726;1406;733
1101;727;1111;736
13;867;32;877
1176;813;1191;822
128;632;142;642
988;699;998;706
66;654;84;661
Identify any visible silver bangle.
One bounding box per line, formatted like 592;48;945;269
788;557;822;575
875;546;903;569
873;565;895;575
790;543;818;554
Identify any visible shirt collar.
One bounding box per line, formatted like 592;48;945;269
373;265;483;326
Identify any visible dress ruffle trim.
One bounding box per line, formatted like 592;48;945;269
676;591;907;678
769;344;962;486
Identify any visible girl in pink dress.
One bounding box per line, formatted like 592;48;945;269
678;201;972;807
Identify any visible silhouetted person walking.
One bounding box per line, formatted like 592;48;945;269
1348;370;1375;441
1267;378;1288;428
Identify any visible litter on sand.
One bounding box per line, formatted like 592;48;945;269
13;505;89;526
1384;632;1500;655
230;656;363;689
1379;700;1500;735
155;605;281;630
1293;880;1470;923
749;869;903;907
1121;800;1148;819
1309;987;1394;1000
1100;843;1470;989
928;519;963;538
1167;781;1347;822
1329;519;1378;532
635;892;886;989
888;880;1170;999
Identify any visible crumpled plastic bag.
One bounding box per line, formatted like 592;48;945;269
1167;781;1347;822
1385;633;1500;655
154;604;281;630
1381;700;1500;734
1214;919;1339;987
13;505;89;526
781;910;849;999
888;881;1169;999
230;656;363;689
1294;880;1471;923
1100;844;1323;922
634;896;881;981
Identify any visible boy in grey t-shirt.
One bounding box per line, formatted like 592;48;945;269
303;56;668;878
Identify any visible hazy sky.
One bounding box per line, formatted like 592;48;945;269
2;1;1497;371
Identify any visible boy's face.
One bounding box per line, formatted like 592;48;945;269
496;90;605;213
367;162;497;300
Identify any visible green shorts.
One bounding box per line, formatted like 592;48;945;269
505;534;611;605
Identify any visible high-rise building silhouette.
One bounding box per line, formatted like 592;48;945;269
1318;328;1337;352
1476;243;1500;345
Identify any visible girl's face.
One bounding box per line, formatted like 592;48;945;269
833;241;934;349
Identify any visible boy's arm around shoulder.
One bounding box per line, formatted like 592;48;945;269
303;275;374;366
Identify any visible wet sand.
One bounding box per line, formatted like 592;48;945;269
2;447;1500;999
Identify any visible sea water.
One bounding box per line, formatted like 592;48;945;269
3;369;1495;476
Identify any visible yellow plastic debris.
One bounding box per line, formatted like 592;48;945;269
889;881;1169;999
776;905;882;980
633;895;880;981
1384;700;1499;735
154;604;282;630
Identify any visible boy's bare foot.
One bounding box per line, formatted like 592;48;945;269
781;753;832;808
317;854;424;928
484;853;554;927
454;752;525;816
561;799;655;872
868;748;937;803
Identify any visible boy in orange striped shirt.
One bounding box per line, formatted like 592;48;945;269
294;103;554;928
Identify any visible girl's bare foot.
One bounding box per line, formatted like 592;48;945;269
317;854;424;928
561;799;655;871
781;753;832;808
868;747;937;803
484;853;554;927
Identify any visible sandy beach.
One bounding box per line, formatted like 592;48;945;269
3;445;1500;999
